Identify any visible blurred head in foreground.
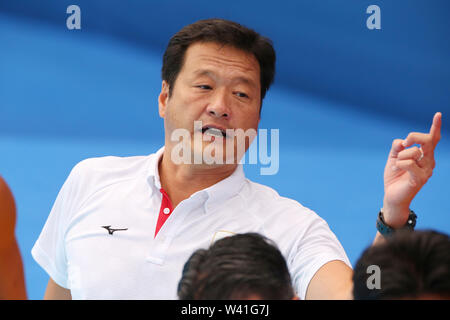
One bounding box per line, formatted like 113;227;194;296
353;230;450;300
178;233;296;300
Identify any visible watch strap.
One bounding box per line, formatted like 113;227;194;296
376;209;417;236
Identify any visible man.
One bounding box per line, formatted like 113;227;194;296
0;176;27;300
353;230;450;300
32;19;442;300
178;233;297;300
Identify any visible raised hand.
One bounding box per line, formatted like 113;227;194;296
382;112;442;228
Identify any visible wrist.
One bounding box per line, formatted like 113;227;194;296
381;202;411;228
376;208;417;237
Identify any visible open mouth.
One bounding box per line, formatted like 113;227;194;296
202;125;227;138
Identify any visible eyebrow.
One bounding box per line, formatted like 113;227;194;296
193;69;257;88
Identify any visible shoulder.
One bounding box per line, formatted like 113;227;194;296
60;154;153;207
240;179;316;219
0;176;15;209
238;179;328;243
0;176;16;243
71;154;150;180
239;179;347;264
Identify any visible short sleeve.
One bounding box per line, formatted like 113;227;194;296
289;215;352;300
31;162;86;289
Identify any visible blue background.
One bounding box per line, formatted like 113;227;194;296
0;0;449;299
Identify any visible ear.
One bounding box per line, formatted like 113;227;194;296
158;80;170;118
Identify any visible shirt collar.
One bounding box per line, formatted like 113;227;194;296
147;146;165;191
146;146;246;212
203;164;245;213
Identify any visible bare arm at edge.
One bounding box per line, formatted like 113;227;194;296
305;260;353;300
44;278;72;300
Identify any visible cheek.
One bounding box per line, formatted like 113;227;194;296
165;95;204;130
240;108;260;131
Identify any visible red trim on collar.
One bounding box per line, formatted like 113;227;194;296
154;188;174;238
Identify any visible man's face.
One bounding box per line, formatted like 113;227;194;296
159;42;261;166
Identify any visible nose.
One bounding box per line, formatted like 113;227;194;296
206;90;231;119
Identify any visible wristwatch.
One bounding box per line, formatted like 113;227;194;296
376;209;417;236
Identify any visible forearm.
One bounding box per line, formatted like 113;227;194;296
372;231;386;246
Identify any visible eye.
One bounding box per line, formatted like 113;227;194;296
234;91;249;99
196;85;212;90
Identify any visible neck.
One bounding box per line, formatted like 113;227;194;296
158;147;237;208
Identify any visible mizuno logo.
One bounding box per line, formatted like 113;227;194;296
102;225;128;235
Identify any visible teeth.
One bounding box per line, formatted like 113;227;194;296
202;127;225;137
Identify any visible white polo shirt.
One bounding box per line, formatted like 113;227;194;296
32;146;351;300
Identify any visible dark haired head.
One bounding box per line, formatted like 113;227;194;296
162;18;276;107
353;230;450;300
177;233;295;300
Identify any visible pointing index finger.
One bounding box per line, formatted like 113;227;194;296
402;112;442;151
429;112;442;146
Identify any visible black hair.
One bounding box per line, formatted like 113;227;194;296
162;18;276;105
178;233;294;300
353;230;450;300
